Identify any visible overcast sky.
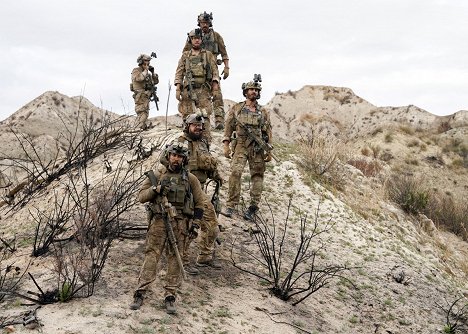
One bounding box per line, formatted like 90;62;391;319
1;0;467;121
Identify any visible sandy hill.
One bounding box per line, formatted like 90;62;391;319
0;90;467;334
267;85;467;141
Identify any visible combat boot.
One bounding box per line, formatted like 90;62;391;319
164;295;177;314
196;258;222;269
130;291;144;310
223;207;235;218
184;264;200;276
243;205;258;221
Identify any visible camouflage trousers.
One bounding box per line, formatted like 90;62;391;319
178;86;213;142
226;145;266;209
134;91;150;130
134;216;187;298
183;191;218;263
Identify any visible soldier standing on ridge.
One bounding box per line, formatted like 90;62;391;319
175;28;220;142
161;113;223;274
131;54;159;130
130;143;206;314
182;11;230;131
222;76;272;221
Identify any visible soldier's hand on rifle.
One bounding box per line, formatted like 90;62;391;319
221;67;229;80
189;221;200;239
223;143;231;159
148;65;154;74
175;84;182;101
264;152;272;162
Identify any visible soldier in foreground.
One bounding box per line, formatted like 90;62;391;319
175;28;219;142
130;143;206;314
182;11;230;130
163;113;223;273
130;54;159;130
222;75;273;220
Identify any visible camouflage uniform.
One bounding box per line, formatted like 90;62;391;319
224;101;272;210
177;132;221;263
174;48;219;141
133;164;205;301
131;56;159;130
183;29;229;126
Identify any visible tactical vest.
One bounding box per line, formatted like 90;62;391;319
202;31;219;56
148;169;194;217
182;136;217;184
237;105;264;134
185;52;212;87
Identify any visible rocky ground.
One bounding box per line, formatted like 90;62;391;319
1;89;467;333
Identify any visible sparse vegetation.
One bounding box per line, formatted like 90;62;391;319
384;132;394;143
424;194;468;240
347;158;382;177
231;198;351;306
386;173;429;214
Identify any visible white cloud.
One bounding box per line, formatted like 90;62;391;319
0;0;467;121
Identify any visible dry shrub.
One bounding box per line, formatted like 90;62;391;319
386;173;429;214
399;125;415;135
369;144;381;159
348;158;383;177
296;133;347;189
424;194;468;241
385;133;394;143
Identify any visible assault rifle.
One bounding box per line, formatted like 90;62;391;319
184;59;198;114
235;116;280;163
149;52;159;111
144;170;186;280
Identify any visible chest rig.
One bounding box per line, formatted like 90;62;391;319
202;31;219;56
151;169;194;217
185;52;211;87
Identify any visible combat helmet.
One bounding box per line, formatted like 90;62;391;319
242;74;262;98
137;54;151;66
187;28;202;44
197;11;213;27
184;111;206;133
165;142;190;166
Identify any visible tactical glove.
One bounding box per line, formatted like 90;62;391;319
189;221;200;239
223;145;231;159
264;153;272;162
148;66;154;73
153;179;171;196
221;67;229;80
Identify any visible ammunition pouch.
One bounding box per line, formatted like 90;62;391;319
183;192;194;216
197;154;217;172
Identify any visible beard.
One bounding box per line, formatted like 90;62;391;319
188;130;202;140
169;162;182;172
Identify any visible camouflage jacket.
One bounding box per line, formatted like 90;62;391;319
131;66;159;92
174;49;219;88
223;101;272;149
182;29;228;61
138;165;206;218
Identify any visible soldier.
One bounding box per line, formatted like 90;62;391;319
162;113;223;274
131;54;159;130
130;143;206;314
222;76;272;220
182;11;230;130
175;28;219;142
